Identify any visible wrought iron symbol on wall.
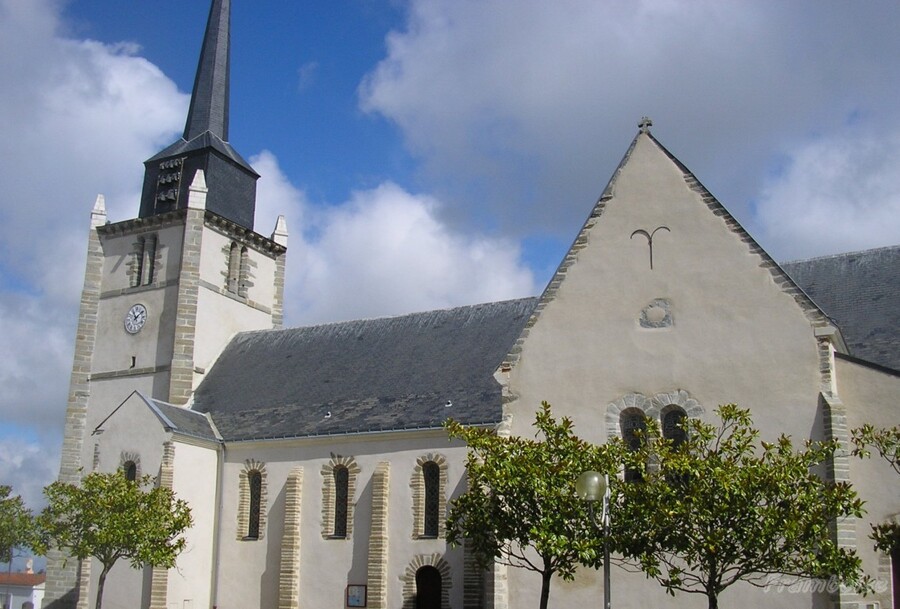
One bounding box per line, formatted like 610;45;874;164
630;226;671;270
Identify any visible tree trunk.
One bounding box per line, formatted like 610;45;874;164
708;593;718;609
95;565;111;609
539;569;553;609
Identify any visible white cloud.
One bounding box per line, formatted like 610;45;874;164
252;152;537;325
0;438;58;510
0;0;186;501
0;0;537;504
756;130;900;261
360;0;900;252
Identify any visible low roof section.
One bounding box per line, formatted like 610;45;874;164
193;298;538;441
783;245;899;371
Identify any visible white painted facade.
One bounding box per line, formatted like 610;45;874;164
48;129;897;609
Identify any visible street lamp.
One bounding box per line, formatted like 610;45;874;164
576;470;611;609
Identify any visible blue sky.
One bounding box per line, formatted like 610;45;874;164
1;0;899;519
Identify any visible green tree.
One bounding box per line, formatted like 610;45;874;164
0;485;36;564
851;424;900;553
446;402;617;609
36;471;193;609
614;404;868;609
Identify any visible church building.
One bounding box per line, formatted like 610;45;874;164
44;2;899;609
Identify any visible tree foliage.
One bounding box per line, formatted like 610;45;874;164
446;402;616;609
0;485;36;564
36;471;193;609
851;424;900;554
613;404;867;609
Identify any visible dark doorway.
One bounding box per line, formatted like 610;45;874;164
415;565;442;609
892;545;899;609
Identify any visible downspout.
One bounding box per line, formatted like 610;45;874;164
210;441;225;609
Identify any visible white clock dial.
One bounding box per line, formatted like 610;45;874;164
124;304;148;334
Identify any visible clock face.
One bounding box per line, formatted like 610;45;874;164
124;304;147;334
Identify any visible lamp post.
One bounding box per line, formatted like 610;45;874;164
576;471;611;609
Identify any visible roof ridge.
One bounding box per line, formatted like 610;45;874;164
237;296;539;337
782;243;900;265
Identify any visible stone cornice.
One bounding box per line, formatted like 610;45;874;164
98;209;188;236
203;211;287;257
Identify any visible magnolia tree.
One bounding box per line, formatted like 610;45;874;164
0;485;35;564
613;404;869;609
37;471;193;609
851;424;900;553
446;403;617;609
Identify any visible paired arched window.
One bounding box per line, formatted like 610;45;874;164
333;465;349;538
621;409;646;482
247;470;262;539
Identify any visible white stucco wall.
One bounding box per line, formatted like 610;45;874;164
99;223;184;293
503;134;832;609
168;439;220;609
191;225;277;388
837;357;900;608
85;393;170;609
211;432;469;609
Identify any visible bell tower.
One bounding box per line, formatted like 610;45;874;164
138;0;259;230
43;2;287;607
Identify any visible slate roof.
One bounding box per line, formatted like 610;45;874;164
146;131;255;175
193;298;538;441
184;0;231;142
783;245;900;371
191;242;897;442
149;398;220;442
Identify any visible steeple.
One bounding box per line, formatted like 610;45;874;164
184;0;230;142
137;0;259;230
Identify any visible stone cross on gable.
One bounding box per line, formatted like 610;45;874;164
639;116;653;133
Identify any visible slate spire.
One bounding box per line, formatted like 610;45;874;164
184;0;230;142
138;0;259;230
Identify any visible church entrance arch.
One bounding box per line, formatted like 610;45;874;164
415;566;442;609
400;554;452;609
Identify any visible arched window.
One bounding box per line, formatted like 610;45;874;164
333;465;349;538
141;234;157;285
621;409;646;482
132;237;145;288
423;461;440;537
662;407;687;448
248;470;262;539
227;242;240;293
415;565;442;609
132;234;158;287
238;460;267;541
238;246;249;297
123;461;137;482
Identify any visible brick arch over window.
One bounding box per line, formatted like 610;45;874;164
237;459;268;541
606;390;703;439
321;454;361;539
399;554;452;609
118;451;141;480
411;454;448;539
